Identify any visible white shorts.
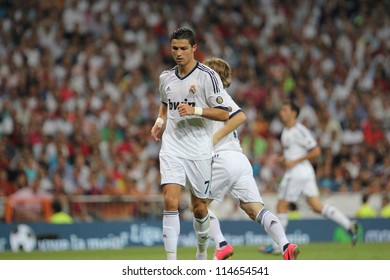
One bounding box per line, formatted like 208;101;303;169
209;150;263;204
277;174;320;202
159;152;212;199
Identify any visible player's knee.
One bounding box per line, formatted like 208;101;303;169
241;203;260;220
308;199;323;213
312;205;323;213
192;203;208;219
163;194;179;210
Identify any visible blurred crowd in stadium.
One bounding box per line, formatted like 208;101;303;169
0;0;389;221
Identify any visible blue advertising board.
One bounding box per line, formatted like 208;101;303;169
0;218;389;252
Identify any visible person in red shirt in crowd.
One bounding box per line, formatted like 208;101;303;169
361;112;385;147
8;172;53;222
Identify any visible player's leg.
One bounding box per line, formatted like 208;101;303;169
276;199;290;233
160;153;186;260
276;175;303;233
191;194;210;260
207;207;234;260
304;176;359;245
162;183;182;260
241;201;298;259
227;160;299;259
186;158;213;260
259;199;289;253
260;175;301;255
307;196;358;245
207;205;225;247
207;152;236;259
191;199;232;259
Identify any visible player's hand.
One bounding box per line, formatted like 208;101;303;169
177;103;195;116
151;123;163;141
284;159;298;169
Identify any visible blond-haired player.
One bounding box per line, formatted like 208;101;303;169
202;57;299;260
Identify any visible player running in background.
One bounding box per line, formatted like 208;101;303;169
150;27;231;260
202;57;299;260
260;100;358;255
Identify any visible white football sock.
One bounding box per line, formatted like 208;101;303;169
163;210;180;260
257;208;289;252
322;204;352;230
207;209;226;249
193;212;210;256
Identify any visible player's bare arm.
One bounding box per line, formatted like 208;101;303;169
213;111;247;145
151;103;167;141
177;103;229;121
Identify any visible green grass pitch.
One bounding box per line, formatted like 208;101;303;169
1;242;389;260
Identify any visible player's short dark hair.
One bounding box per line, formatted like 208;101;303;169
283;99;300;116
170;27;196;46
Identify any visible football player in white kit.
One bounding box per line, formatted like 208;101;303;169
260;100;358;255
202;57;299;260
150;28;231;260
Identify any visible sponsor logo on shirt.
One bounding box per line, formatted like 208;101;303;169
168;99;195;110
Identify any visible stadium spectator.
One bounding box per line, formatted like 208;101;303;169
356;193;377;218
380;195;390;218
288;202;301;220
0;168;15;197
8;173;53;222
50;199;74;224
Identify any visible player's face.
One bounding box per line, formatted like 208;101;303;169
171;39;196;67
279;104;295;125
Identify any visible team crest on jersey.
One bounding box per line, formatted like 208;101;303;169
189;85;196;94
216;96;224;104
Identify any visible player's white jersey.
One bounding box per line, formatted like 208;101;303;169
280;122;317;178
213;89;243;153
159;62;229;160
